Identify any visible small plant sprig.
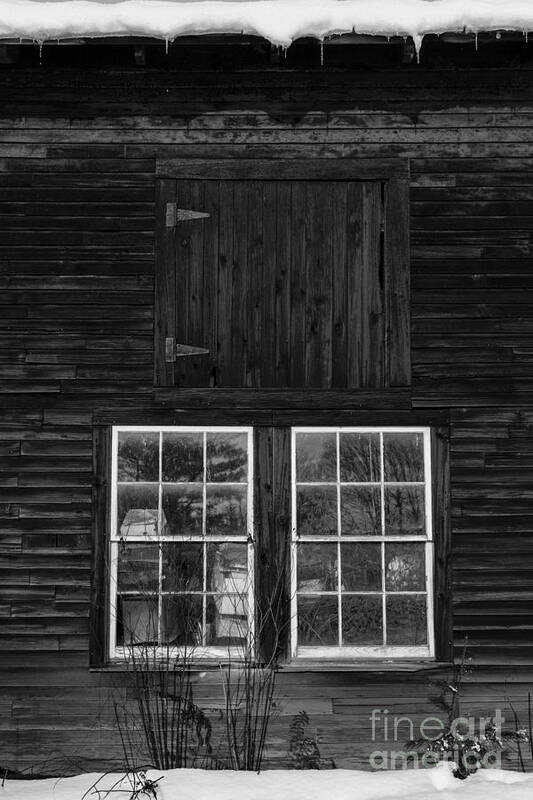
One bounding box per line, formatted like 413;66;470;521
410;720;528;779
81;769;163;800
408;638;527;779
288;711;321;769
288;710;335;770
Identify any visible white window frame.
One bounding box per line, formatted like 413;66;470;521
290;426;434;660
109;425;254;661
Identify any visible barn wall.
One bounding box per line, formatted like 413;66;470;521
1;65;533;773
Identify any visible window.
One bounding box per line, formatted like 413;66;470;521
102;424;439;663
109;426;254;659
291;428;433;659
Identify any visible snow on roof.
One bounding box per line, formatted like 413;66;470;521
2;0;533;49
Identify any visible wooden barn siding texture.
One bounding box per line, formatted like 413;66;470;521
0;67;533;772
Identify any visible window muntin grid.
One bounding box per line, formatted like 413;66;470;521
291;427;434;659
109;426;254;660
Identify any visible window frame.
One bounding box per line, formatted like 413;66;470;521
108;424;255;662
290;426;435;660
91;418;451;669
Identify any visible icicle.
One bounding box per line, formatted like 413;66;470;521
165;37;169;55
526;31;529;44
412;33;422;63
38;40;43;65
320;39;324;67
475;32;478;52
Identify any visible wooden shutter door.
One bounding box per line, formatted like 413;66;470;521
155;160;409;390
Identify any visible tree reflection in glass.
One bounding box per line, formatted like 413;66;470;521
297;596;338;646
295;432;337;481
118;432;159;482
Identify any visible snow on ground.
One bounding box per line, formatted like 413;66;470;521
2;764;533;800
2;0;533;49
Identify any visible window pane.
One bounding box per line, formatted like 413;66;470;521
206;542;248;593
117;485;159;540
162;542;203;592
386;596;427;645
206;486;247;537
296;486;337;536
342;596;383;645
385;543;426;591
295;432;337;482
207;594;248;645
297;543;338;592
384;487;425;536
118;596;158;646
341;543;382;591
339;432;380;482
162;432;203;482
341;486;381;536
383;432;424;482
162;594;203;646
162;485;203;537
117;543;159;592
117;432;159;482
206;432;248;482
297;596;338;646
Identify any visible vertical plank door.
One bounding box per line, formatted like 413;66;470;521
155;167;409;390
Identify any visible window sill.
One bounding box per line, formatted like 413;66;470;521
90;659;225;673
91;659;452;674
278;660;453;673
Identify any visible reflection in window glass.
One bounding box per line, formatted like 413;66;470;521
118;596;158;646
385;486;425;536
386;595;428;646
341;486;381;536
342;596;383;645
297;596;338;646
117;486;159;540
118;432;159;482
162;542;203;592
206;595;248;646
296;486;337;536
206;432;248;482
162;432;203;482
293;428;432;656
339;432;380;482
383;432;424;482
162;485;203;537
385;542;425;592
206;486;247;537
206;542;248;593
162;594;204;647
297;542;338;592
341;543;382;591
118;543;159;593
111;427;252;656
295;432;337;482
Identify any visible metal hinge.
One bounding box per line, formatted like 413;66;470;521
166;202;210;228
165;337;210;363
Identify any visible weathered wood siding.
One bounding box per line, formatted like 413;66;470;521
1;66;533;772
